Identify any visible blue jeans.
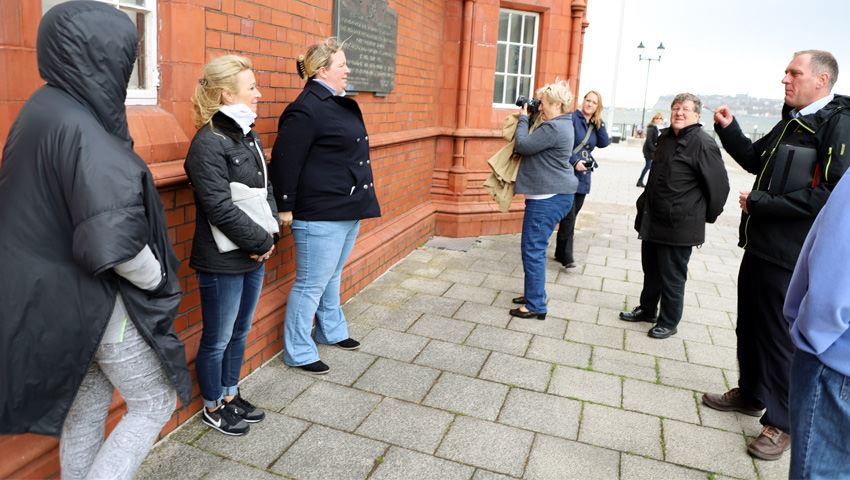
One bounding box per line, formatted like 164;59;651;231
284;219;360;366
638;158;652;184
196;265;265;408
789;350;850;479
521;194;573;313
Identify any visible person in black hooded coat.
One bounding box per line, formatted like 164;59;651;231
0;1;191;478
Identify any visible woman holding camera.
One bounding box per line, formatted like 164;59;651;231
553;90;610;268
510;80;577;319
271;38;380;374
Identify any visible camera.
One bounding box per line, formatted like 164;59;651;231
515;96;541;115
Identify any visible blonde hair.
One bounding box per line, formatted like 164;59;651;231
648;112;664;127
191;55;253;128
296;37;345;79
583;90;604;129
536;79;573;115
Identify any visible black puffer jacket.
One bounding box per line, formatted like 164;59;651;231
0;1;190;436
184;112;278;273
635;124;730;246
715;94;850;270
270;80;380;221
643;124;660;159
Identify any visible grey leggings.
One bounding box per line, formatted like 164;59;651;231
60;317;176;480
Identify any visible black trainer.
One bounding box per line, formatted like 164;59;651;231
226;389;265;423
335;338;360;350
202;403;249;436
297;360;330;375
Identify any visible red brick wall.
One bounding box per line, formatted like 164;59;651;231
0;0;588;477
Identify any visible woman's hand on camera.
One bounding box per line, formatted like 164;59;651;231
278;211;293;227
520;103;529;117
574;161;588;172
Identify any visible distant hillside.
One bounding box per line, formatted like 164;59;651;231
653;94;782;118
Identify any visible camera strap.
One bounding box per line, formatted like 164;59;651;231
573;124;595;155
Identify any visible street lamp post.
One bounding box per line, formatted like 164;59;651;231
638;41;665;130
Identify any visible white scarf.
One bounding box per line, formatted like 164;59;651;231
219;104;256;135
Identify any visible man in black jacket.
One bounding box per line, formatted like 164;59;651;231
702;49;850;461
620;93;730;340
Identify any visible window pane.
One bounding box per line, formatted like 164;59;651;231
509;13;522;43
507;45;520;74
523;15;535;44
519;76;530;99
521;46;533;75
493;75;505;103
498;12;509;41
496;44;506;73
120;8;145;89
505;76;518;103
119;0;147;6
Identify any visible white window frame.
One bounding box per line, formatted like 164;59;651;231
493;9;539;109
42;0;158;106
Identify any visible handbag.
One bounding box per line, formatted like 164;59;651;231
209;141;280;253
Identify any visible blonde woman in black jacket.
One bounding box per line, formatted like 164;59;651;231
185;55;278;436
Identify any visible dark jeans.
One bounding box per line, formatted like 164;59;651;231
638;158;652;185
196;265;265;407
736;252;794;432
521;194;573;313
554;193;586;265
638;241;692;329
790;350;850;479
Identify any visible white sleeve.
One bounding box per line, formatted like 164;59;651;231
113;244;164;291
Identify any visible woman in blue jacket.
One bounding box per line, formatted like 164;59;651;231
271;38;380;375
554;90;610;268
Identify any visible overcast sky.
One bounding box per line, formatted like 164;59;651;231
579;0;850;109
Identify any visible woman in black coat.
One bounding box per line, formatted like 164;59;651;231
185;55;279;436
0;3;190;478
271;38;381;375
638;112;664;187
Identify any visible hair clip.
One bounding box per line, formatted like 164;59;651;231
198;78;208;86
295;55;306;79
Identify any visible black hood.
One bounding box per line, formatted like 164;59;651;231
37;1;137;146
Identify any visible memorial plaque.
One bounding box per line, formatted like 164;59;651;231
333;0;398;95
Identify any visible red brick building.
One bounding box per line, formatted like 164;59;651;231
0;0;590;476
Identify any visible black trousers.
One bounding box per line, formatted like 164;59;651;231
554;193;586;265
639;241;692;329
736;252;795;432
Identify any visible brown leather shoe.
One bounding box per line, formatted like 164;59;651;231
747;425;790;460
701;388;765;417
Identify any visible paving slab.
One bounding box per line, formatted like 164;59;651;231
311;345;377;386
370;447;474;480
454;302;513;328
620;453;708;480
355;398;454;454
136;441;223;480
442;283;499;305
497;388;580;439
465;324;531;357
238;362;316;412
591;346;658;382
622;378;701;424
353;357;440;402
413;339;489;377
579;402;663;459
524;335;591;369
436;416;534;477
202;460;285;480
663;419;757;479
548;365;622;407
407;313;476;343
283;381;381;432
271;424;387;480
359;327;429;362
657;357;729;393
422;372;508;421
624;329;687;361
524;434;620;480
564;320;624;349
506;315;567;339
479;351;552;391
355;304;423;331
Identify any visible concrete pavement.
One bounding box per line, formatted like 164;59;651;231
138;141;791;479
